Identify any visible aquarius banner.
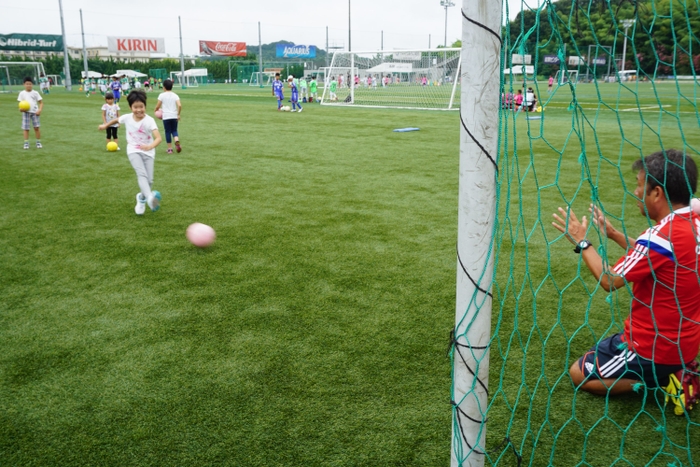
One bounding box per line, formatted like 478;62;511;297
0;34;63;52
108;37;165;53
276;44;316;59
199;41;246;57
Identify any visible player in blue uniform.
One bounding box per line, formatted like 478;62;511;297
288;75;303;113
110;76;123;103
272;73;284;110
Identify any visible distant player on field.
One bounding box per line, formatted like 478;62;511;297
329;76;338;101
309;76;318;103
272;73;284;110
288;75;303;112
154;79;182;154
110;76;122;103
552;149;700;414
300;76;308;102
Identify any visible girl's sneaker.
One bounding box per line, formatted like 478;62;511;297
167;149;173;154
175;141;181;153
147;191;162;212
135;193;146;215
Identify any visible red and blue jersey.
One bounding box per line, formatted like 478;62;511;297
613;207;700;365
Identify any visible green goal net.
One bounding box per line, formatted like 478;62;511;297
452;0;700;465
148;68;168;81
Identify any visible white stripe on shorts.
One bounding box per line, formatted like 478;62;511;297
599;349;636;378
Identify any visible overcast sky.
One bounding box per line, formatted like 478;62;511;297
1;0;534;57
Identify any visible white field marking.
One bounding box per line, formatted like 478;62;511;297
540;104;697;113
621;104;671;112
183;93;264;98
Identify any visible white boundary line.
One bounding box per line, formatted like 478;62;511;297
621;104;672;112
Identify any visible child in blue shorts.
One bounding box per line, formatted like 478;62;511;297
272;73;284;110
154;79;182;154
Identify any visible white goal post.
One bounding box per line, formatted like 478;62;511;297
170;68;208;88
249;71;274;87
554;69;579;85
0;61;47;92
321;48;461;110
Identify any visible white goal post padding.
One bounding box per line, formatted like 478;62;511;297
321;49;461;110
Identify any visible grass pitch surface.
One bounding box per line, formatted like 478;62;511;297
1;81;698;466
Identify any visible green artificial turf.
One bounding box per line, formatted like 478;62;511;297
1;82;699;466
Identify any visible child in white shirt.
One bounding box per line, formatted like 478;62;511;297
154;79;182;154
98;90;163;215
101;91;120;150
17;77;44;149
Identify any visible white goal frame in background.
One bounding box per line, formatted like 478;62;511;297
321;48;462;111
0;61;47;93
249;71;274;87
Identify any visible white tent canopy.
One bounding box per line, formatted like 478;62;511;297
112;69;147;78
81;71;104;78
177;68;208;77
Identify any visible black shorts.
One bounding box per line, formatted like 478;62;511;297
577;333;683;387
106;127;118;139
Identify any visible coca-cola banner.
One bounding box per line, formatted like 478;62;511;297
108;37;165;53
199;41;247;57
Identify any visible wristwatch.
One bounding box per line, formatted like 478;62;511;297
573;240;593;254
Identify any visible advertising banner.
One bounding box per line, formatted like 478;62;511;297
393;51;422;61
0;33;63;52
511;54;532;65
591;57;607;65
568;56;585;66
199;41;247;57
276;44;316;59
108;37;165;53
543;55;560;65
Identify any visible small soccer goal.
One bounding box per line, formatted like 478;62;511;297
321;48;461;110
0;61;47;93
249;71;274;87
554;69;579;85
170;68;208;88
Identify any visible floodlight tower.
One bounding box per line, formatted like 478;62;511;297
620;19;635;73
348;0;352;52
441;0;455;84
58;0;72;90
441;0;455;47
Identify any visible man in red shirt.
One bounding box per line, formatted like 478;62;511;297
552;149;700;414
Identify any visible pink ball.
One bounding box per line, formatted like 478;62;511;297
155;109;163;119
186;223;216;248
692;198;700;215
